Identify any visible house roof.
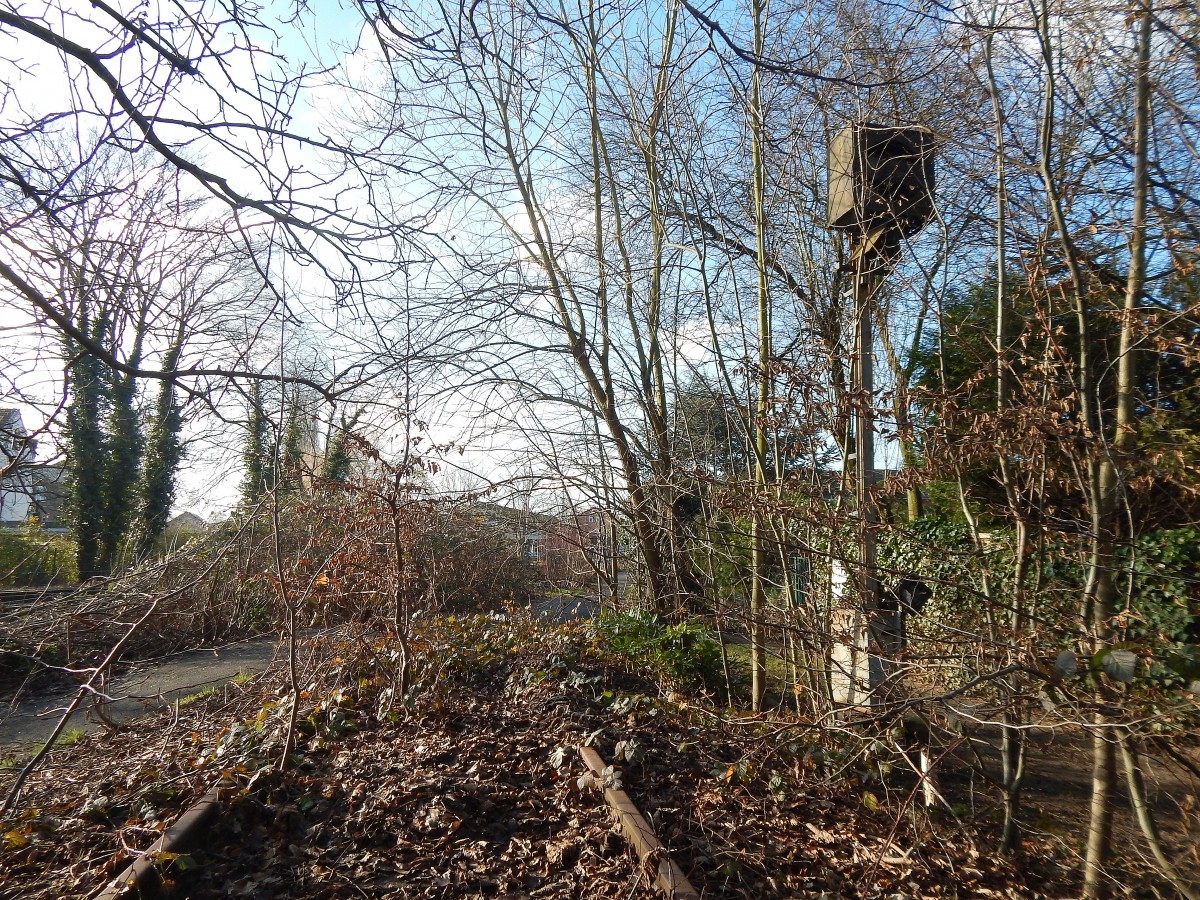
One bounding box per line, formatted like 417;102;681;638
0;409;28;461
468;501;556;530
166;511;207;531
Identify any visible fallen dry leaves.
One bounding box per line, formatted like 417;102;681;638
1;619;1082;899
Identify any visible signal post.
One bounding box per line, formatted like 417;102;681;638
827;124;935;705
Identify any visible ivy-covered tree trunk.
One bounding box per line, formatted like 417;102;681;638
98;327;145;572
319;412;358;484
63;320;111;579
241;382;273;504
135;341;184;557
280;391;305;494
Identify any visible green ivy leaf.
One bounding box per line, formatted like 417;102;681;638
1164;647;1200;681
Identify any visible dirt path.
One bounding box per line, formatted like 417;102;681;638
0;637;283;752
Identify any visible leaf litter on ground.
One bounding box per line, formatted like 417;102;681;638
1;616;1081;898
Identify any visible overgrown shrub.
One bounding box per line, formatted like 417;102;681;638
0;526;77;586
592;610;725;691
291;490;541;623
877;517;998;627
425;507;542;612
1120;527;1200;643
1118;526;1200;688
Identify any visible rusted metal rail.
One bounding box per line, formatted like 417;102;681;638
580;746;701;900
86;740;697;898
0;586;77;606
93;780;231;900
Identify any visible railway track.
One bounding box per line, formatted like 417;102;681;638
95;747;699;900
0;585;78;606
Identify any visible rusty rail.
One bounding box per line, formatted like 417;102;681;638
93;779;231;900
579;746;700;900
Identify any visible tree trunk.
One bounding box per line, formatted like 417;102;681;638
1118;732;1199;900
747;0;770;710
1083;6;1153;891
1083;724;1117;898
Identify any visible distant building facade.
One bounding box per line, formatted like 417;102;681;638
471;500;625;593
0;409;66;529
